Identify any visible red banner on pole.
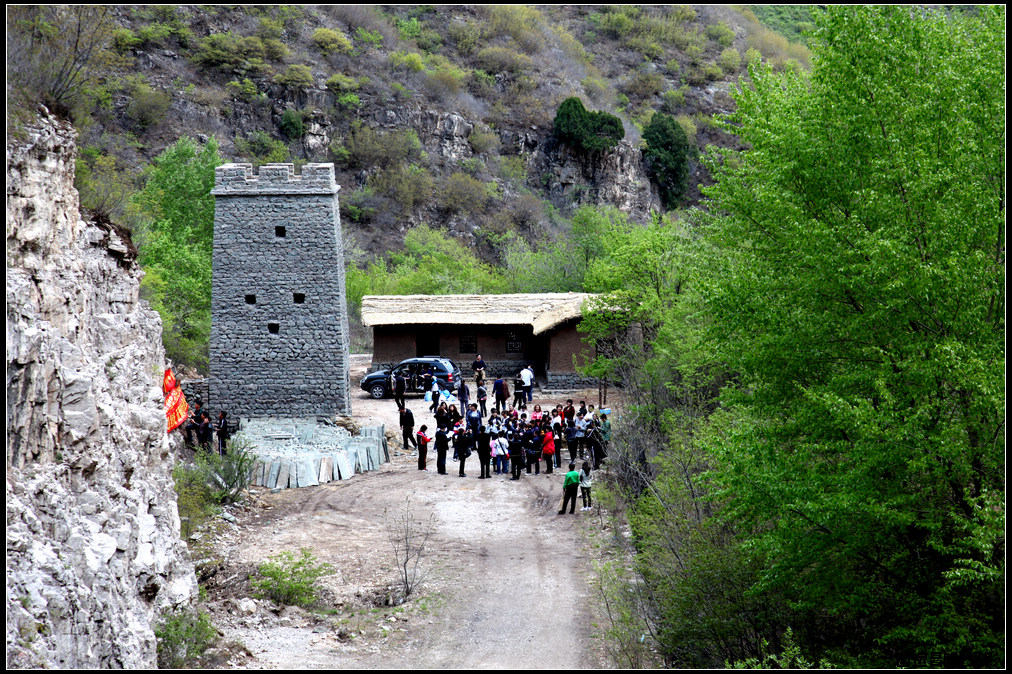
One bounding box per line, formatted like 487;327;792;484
163;369;189;433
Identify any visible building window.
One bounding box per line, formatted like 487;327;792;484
275;225;286;237
460;332;476;354
505;330;523;353
293;293;305;304
268;322;280;334
245;294;256;304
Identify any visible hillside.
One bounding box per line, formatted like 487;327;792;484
11;5;812;257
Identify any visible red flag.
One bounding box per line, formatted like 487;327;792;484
163;369;189;433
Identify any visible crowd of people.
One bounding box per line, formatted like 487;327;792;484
397;355;611;515
182;399;230;455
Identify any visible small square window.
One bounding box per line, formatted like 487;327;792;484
460;332;477;353
275;225;286;237
505;331;523;353
245;294;256;304
268;322;280;334
293;293;305;304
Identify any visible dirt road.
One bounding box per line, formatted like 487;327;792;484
203;356;609;669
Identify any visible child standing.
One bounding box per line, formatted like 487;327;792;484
579;461;593;510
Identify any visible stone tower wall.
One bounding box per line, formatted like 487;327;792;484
210;163;351;417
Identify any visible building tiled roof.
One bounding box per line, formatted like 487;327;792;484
360;293;597;335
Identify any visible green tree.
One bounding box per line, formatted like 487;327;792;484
698;6;1004;666
132;136;223;371
643;112;692;209
554;97;625;152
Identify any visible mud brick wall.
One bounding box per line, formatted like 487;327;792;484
210;163;351;417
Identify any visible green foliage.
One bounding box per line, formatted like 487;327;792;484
697;6;1005;666
126;82;171;130
468;127;500;155
484;5;545;53
172;437;258;539
253;548;334;608
642;112;692;209
717;47;741;73
192;32;275;71
727;629;834;669
475;46;532;75
7;6;122;119
234;130;289;167
553;97;625;153
354;26;385;49
621;71;666;98
225;77;266;103
368;164;433;216
748;5;822;46
441;172;487;214
389;50;425;72
132;137;222;372
360;225;503;296
660;86;688;113
278;108;305;139
273;64;313;88
341;121;422;169
155;608;216;668
325;72;362;94
112;28;141;53
335;92;361;111
704;21;735;47
396;16;423;40
75;150;134;220
172;458;217;540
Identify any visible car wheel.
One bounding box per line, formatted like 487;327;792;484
369;383;387;399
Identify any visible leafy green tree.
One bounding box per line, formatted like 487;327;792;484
698;6;1004;666
132;136;223;371
643;112;691;209
554;97;625;152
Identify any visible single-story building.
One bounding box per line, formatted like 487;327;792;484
360;293;600;387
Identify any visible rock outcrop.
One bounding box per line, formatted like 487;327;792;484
6;110;197;668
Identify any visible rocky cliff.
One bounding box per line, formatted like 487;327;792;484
6;110;197;668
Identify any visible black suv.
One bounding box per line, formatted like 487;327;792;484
360;357;462;399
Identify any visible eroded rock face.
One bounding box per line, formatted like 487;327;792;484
6;110;196;669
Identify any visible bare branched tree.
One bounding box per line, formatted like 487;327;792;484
384;498;437;600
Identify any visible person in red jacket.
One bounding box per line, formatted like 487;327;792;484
541;426;556;474
416;425;431;471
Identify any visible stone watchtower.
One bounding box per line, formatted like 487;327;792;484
210;162;351;417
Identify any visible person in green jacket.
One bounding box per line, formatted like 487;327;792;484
559;462;581;514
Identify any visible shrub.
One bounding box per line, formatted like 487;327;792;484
75;151;133;220
705;21;736;47
661;86;688;113
234;131;289;167
475;46;532;75
155;608;216;668
469;127;500;155
554;97;625;152
344;121;423;169
226;78;266;103
312;27;352;55
279;108;304;140
112;28;141;52
369;164;433;215
442;172;488;214
273;64;313;88
718;47;742;73
622;71;666;98
335;92;360;110
126;83;171;130
396;16;422;40
702;62;724;81
354;26;385;49
325;72;361;93
252;548;334;607
485;5;544;53
447;19;485;56
389;50;425;72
